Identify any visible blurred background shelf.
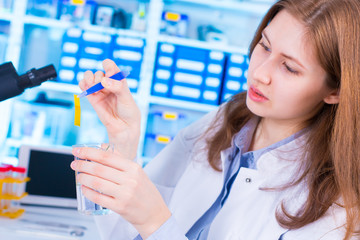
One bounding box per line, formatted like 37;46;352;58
0;12;14;22
0;0;274;166
38;81;82;95
23;15;148;38
158;35;248;54
149;95;217;112
165;0;271;16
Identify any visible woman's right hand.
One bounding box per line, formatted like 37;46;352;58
78;59;141;159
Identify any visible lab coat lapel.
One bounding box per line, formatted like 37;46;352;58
168;146;233;234
207;137;306;240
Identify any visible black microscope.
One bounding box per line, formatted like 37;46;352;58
0;62;57;102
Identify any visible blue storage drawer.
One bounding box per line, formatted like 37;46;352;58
113;36;145;52
172;71;204;87
221;78;247;102
79;45;107;60
82;31;112;45
174;58;206;74
143;133;173;158
59;55;77;69
228;54;247;66
113;49;143;64
221;53;249;102
157;55;174;69
80;31;112;59
152;81;170;97
62;28;82;43
206;62;223;76
147;111;186;136
58;67;78;84
170;84;201;102
201;88;220;105
204;75;221;89
77;58;102;73
225;65;245;79
61;41;80;56
209;51;225;64
154;68;172;82
158;43;176;56
176;46;208;62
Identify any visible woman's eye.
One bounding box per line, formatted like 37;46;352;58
259;41;271;52
284;62;299;75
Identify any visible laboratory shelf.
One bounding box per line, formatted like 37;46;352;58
40;81;143;104
39;81;82;95
164;0;272;15
23;15;147;39
0;0;271;164
0;12;14;22
84;24;147;39
158;34;248;54
149;96;218;113
23;15;72;29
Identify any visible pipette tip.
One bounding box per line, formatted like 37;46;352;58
77;91;87;98
121;69;130;78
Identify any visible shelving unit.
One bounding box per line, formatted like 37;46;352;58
158;35;248;55
0;12;13;22
165;0;271;15
0;0;273;165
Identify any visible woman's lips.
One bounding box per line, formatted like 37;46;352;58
248;85;269;102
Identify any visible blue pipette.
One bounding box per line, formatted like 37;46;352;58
77;70;130;98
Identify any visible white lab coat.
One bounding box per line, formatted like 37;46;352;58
94;109;348;240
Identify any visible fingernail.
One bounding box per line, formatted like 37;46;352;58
73;148;80;155
70;161;76;169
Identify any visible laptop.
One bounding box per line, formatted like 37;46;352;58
18;145;77;208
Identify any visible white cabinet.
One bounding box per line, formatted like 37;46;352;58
0;0;273;165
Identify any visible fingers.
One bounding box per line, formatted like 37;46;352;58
79;70;94;91
72;147;137;172
71;159;129;185
94;70;104;83
103;59;121;77
79;184;115;210
100;76;130;96
101;59;131;95
78;59;117;91
79;184;133;216
77;172;120;197
79;59;132;97
79;70;104;89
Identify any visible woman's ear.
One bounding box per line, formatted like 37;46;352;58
323;89;340;104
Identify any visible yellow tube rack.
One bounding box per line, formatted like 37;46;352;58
0;177;30;219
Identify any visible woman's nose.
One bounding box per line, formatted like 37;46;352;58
252;59;272;85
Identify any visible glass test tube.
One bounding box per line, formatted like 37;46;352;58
0;165;9;209
11;166;26;210
2;164;12;210
74;143;113;215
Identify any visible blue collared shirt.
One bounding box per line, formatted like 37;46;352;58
135;118;306;240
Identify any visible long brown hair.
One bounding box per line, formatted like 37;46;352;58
205;0;360;239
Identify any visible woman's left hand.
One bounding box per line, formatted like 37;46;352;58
71;146;171;239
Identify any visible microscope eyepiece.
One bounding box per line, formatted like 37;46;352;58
0;62;57;101
18;64;57;90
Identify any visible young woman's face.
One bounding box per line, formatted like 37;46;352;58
246;10;335;126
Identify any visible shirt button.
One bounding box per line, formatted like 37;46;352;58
245;177;252;183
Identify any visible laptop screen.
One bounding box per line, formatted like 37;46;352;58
19;145;77;208
26;150;76;199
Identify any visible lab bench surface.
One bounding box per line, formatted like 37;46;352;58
0;205;102;240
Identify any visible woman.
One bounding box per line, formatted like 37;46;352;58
71;0;360;239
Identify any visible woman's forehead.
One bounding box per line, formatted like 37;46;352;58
264;10;320;72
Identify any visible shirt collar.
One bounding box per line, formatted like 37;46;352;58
232;117;309;167
232;117;259;154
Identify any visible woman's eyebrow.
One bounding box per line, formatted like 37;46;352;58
262;30;306;70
